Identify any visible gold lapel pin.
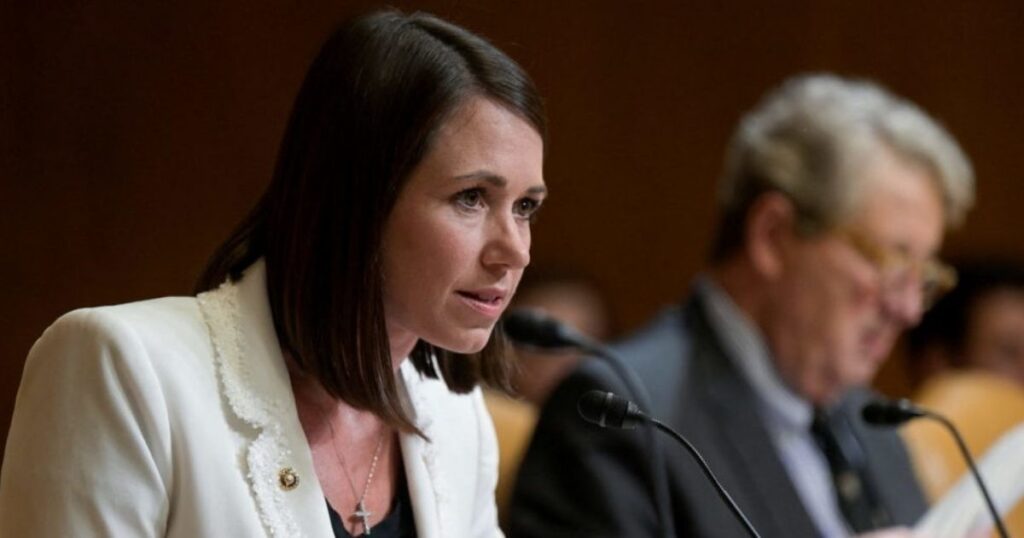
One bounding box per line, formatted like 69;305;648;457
278;467;300;491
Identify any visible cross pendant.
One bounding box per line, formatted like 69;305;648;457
353;500;373;535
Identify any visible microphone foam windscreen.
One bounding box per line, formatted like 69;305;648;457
578;390;631;429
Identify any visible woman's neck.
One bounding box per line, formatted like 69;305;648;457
386;321;417;370
286;356;386;438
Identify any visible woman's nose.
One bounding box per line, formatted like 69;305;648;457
482;216;530;270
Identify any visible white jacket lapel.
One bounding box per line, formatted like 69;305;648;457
399;360;449;538
198;262;332;537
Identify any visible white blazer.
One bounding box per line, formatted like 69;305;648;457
0;262;504;537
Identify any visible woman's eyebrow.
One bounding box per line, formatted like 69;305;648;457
453;170;506;185
453;170;548;195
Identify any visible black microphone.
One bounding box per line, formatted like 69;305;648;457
502;308;675;535
502;309;650;403
861;398;924;425
577;389;646;429
862;398;1009;538
578;390;762;538
502;308;603;354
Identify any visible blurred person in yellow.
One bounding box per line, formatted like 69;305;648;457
903;260;1024;535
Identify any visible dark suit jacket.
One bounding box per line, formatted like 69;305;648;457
508;294;927;537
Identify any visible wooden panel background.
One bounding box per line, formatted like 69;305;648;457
3;1;1023;463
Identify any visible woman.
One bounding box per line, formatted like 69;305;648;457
0;9;546;537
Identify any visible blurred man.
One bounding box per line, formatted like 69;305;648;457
509;74;974;537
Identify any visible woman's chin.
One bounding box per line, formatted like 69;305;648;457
454;338;490;355
431;329;493;355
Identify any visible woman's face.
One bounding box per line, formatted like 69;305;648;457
381;96;546;359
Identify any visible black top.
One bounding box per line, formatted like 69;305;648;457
326;478;417;538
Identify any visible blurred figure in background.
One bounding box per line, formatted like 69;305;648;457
906;260;1024;389
508;268;615;404
901;260;1024;535
486;267;613;526
510;74;975;538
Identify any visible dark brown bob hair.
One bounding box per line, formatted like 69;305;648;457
196;10;546;433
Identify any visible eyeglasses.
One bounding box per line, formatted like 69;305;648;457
834;228;957;309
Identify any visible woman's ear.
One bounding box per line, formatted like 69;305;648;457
744;191;797;280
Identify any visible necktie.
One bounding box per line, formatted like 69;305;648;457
810;409;892;533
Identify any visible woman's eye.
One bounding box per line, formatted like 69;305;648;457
514;197;543;220
453;188;484;210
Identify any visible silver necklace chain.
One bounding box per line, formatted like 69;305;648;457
319;405;388;536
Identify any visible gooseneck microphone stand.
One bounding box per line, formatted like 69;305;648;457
577;390;762;538
863;398;1010;538
503;309;675;536
504;309;699;537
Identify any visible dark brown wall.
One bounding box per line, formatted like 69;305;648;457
4;1;1024;462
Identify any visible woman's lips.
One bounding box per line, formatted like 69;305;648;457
456;289;506;318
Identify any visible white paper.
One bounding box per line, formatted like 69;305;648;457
914;422;1024;537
